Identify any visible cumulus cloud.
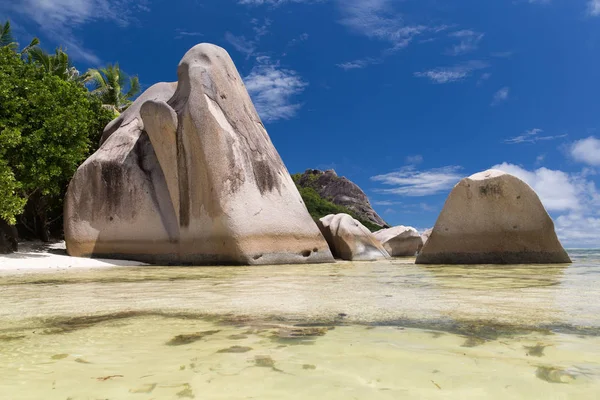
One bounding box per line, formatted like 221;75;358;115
371;166;463;196
244;57;308;122
414;60;488;84
570;136;600;166
1;0;149;64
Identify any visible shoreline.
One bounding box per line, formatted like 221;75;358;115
0;241;148;275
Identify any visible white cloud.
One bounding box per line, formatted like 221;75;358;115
571;136;600;166
2;0;149;64
555;214;600;247
492;163;582;211
244;57;308;122
505;128;567;144
446;29;484;56
224;32;257;57
371;166;463;196
175;29;203;40
589;0;600;16
337;58;380;70
414;60;488;84
337;0;427;49
491;86;510;105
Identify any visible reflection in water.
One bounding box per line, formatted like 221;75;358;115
0;250;599;399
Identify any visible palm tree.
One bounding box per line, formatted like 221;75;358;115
28;46;81;81
85;64;140;112
1;20;39;54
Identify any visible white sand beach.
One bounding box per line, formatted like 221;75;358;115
0;241;147;275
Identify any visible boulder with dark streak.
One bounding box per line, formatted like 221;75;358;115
64;44;333;265
416;169;571;264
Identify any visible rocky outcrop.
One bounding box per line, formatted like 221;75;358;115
64;43;334;265
374;226;423;256
416;169;571;264
0;220;18;254
317;214;390;261
295;169;389;229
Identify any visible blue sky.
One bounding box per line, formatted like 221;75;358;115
3;0;600;247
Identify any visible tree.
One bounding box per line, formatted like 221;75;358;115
0;20;39;55
28;46;82;81
0;46;114;239
86;63;140;112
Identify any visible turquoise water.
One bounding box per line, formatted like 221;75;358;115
0;250;599;399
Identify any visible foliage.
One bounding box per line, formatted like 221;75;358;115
85;63;140;112
0;45;113;237
294;183;382;232
27;46;83;82
0;20;39;55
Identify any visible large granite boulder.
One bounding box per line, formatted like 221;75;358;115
0;220;18;254
416;169;571;264
374;226;423;256
317;214;389;261
295;169;389;229
65;43;334;265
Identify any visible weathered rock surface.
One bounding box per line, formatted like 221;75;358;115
317;214;390;261
0;221;18;254
296;169;389;229
65;43;334;265
421;228;433;246
373;226;423;256
416;169;571;264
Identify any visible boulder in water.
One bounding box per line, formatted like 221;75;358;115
317;214;390;261
416;169;571;264
373;226;423;256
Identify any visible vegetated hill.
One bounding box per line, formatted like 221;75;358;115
292;169;389;232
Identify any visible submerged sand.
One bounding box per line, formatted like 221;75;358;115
0;248;599;399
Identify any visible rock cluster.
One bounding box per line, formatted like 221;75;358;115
317;214;389;261
296;169;389;229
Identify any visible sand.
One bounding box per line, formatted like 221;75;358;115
0;241;147;274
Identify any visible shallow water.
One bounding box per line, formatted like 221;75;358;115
1;250;599;399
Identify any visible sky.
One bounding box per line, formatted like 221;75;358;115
2;0;600;247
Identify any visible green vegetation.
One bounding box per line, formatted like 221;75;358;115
86;63;140;113
0;20;130;240
291;173;381;232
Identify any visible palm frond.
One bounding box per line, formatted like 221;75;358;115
125;76;140;99
20;37;39;54
0;20;15;48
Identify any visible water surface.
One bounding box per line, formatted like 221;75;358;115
1;250;599;399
